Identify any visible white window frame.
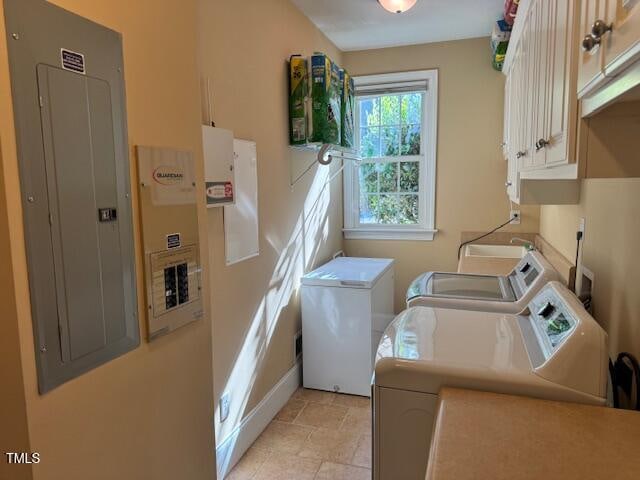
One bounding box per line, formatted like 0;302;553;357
343;69;438;241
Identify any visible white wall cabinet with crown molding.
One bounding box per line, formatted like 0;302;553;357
502;0;582;204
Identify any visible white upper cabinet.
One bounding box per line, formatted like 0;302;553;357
578;0;640;97
545;1;577;166
502;0;581;204
578;0;609;95
504;0;640;203
604;0;640;72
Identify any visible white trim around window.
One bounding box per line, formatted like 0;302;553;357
343;69;438;241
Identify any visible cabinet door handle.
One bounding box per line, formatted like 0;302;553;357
583;20;613;52
516;150;527;159
582;34;600;52
591;19;613;39
535;139;550;151
505;181;513;187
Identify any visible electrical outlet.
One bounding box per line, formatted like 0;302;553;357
220;392;230;423
576;264;594;312
510;210;521;225
579;217;586;234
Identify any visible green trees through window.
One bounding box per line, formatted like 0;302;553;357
357;92;423;225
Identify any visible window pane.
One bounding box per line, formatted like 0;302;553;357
355;89;428;229
359;163;378;193
359;98;380;127
359;127;380;158
378;195;400;224
380;95;400;125
399;162;419;192
401;124;421;155
379;162;398;193
360;194;379;224
381;126;400;156
398;195;419;224
401;93;422;125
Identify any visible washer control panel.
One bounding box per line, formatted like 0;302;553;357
510;253;542;296
528;286;577;359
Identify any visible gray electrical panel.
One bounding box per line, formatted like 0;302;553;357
4;0;139;393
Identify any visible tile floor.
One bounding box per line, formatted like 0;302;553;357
227;388;372;480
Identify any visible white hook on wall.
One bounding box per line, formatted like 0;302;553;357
290;144;361;188
317;143;361;166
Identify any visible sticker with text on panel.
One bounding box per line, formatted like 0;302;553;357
167;233;181;249
60;48;85;74
205;181;234;205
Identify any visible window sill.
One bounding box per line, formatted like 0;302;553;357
343;228;438;241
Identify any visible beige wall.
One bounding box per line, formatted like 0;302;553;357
540;179;640;359
0;1;216;479
197;0;344;457
0;141;32;480
342;38;540;310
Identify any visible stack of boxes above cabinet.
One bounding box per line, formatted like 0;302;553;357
503;0;640;205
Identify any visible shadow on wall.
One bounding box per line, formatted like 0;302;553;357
214;160;336;474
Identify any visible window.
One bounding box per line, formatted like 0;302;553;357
344;70;438;241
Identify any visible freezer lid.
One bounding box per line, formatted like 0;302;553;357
374;306;532;393
301;257;394;288
407;272;516;303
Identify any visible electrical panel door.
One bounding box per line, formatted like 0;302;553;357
5;0;138;393
136;146;203;340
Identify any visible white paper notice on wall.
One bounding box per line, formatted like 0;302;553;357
224;139;259;265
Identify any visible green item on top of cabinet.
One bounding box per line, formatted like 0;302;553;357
491;18;512;71
288;55;309;145
309;53;341;145
341;68;355;149
492;40;509;71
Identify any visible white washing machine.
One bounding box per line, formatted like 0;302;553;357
406;251;559;313
373;281;608;480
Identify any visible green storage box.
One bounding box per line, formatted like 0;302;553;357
288;55;309;145
309;53;341;145
340;68;355;149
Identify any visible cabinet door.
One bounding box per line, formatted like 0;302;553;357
509;53;522;166
506;48;524;202
520;11;535;170
506;68;519;202
524;1;542;169
503;73;512;160
546;0;577;165
604;0;640;74
532;0;552;167
578;0;608;95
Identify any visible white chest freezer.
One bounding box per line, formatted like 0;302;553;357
301;257;395;396
406;251;559;313
374;281;608;480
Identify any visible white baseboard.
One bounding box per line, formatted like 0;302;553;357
216;362;301;479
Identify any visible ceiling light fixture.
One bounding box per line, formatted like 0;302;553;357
378;0;418;14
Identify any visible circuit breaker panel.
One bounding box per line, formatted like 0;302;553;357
5;0;139;393
150;246;200;316
137;146;203;340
